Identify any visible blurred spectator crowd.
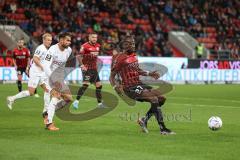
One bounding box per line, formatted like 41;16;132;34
0;0;239;58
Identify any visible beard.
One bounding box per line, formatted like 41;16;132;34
125;46;135;54
62;44;69;48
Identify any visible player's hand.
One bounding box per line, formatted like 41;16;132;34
26;67;30;76
80;65;87;71
149;71;160;79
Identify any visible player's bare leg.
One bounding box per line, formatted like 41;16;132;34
7;84;50;111
7;87;35;110
150;89;166;106
138;89;175;135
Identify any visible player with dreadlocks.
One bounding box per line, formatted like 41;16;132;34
110;35;175;135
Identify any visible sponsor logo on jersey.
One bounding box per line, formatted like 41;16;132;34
53;60;66;66
91;51;99;56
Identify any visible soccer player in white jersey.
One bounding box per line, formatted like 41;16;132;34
43;32;73;131
7;33;52;118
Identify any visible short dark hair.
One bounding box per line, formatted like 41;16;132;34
59;32;72;39
17;37;24;42
89;32;97;36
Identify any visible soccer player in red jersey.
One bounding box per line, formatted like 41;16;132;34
12;38;31;92
110;36;175;135
72;33;106;109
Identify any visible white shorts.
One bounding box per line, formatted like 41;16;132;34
28;70;47;88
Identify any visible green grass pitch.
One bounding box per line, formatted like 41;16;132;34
0;84;240;160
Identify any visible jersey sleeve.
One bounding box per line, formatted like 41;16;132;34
33;46;42;58
26;49;30;58
12;49;16;59
79;45;86;55
42;47;54;77
111;55;122;72
68;47;72;56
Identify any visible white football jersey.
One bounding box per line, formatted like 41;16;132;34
30;44;48;75
43;44;72;78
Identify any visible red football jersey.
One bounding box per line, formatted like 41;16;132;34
111;53;141;89
12;47;30;68
80;42;101;70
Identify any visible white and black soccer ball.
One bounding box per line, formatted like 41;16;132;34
208;116;223;131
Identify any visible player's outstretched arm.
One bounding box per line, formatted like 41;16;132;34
138;68;160;80
148;71;160;79
76;55;87;71
110;71;123;96
33;56;43;71
33;47;44;70
26;49;31;69
12;51;17;69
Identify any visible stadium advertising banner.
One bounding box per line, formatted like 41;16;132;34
0;56;14;67
188;59;240;69
0;57;239;82
162;69;240;81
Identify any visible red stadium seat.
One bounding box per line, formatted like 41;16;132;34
16;8;25;14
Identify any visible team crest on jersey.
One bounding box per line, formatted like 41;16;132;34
126;56;137;63
80;47;84;52
45;54;52;61
23;52;26;55
35;50;40;55
96;47;99;51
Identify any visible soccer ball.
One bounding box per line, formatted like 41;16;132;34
208;116;223;131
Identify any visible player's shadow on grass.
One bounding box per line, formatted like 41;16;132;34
56;85;119;121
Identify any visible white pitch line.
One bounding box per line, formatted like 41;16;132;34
168;102;240;109
169;96;240;104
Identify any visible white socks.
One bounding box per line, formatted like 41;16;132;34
47;97;59;124
47;97;70;124
12;90;30;101
43;91;50;113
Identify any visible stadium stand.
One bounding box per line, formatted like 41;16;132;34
0;0;239;58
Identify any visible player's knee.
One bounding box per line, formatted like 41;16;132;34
158;96;166;106
96;85;102;90
149;96;159;104
82;84;89;89
41;84;49;93
65;95;73;102
95;82;102;87
28;88;36;96
17;76;22;81
44;88;49;93
29;90;35;96
51;89;61;98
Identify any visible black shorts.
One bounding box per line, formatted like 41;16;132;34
123;84;152;102
82;69;100;84
17;67;27;75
